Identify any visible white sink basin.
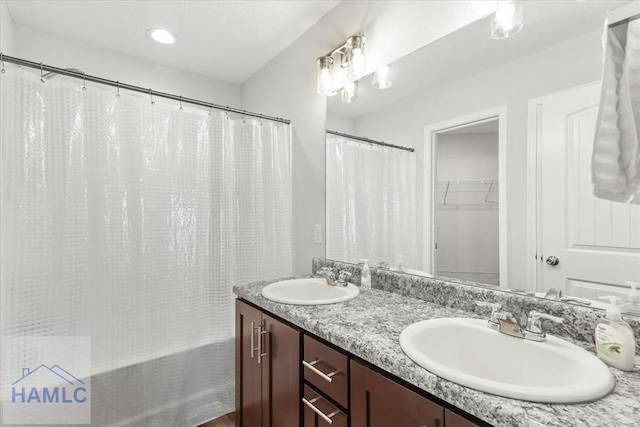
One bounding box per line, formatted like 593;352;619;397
399;318;615;403
261;278;359;305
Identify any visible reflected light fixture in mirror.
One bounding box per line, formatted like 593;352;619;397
341;80;358;103
317;56;336;96
491;0;523;39
317;33;381;100
347;35;367;80
372;65;393;89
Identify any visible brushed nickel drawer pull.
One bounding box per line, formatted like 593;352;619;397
250;321;258;359
302;359;340;383
302;396;341;424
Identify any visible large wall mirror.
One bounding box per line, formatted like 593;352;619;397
325;1;640;311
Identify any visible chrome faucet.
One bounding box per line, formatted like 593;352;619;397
315;267;335;286
335;271;352;287
475;301;564;342
524;311;564;342
476;302;523;338
475;301;501;331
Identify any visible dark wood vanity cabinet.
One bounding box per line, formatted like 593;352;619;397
445;409;482;427
302;335;349;426
236;300;300;427
351;361;483;427
236;299;483;427
351;360;445;427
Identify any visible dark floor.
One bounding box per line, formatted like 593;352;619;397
199;413;235;427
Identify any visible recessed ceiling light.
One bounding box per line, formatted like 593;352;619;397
146;28;176;45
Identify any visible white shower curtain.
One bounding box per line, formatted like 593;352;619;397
0;68;292;426
325;134;417;268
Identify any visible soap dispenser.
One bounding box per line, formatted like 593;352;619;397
595;296;636;371
359;259;371;291
622;281;640;315
397;254;407;273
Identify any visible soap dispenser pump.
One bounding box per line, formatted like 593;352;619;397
359;259;371;291
595;296;636;371
397;254;407;273
622;281;640;315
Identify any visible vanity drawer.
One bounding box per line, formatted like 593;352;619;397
303;335;349;407
303;385;347;427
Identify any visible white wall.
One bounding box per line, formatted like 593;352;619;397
242;1;492;275
353;29;603;287
6;21;241;108
0;0;14;53
437;133;498;181
436;132;499;284
326;112;356;135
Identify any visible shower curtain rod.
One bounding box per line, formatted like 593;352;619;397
0;54;291;125
326;129;415;153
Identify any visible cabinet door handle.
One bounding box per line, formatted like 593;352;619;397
302;359;340;383
302;396;341;424
250;321;258;359
258;328;270;364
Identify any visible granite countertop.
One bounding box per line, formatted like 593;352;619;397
234;278;640;427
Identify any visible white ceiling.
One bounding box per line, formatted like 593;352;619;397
5;0;341;84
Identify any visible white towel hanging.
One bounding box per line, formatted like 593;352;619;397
592;16;640;204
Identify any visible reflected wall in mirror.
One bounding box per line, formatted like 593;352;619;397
325;0;640;310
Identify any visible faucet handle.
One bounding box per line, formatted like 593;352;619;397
475;301;501;314
315;267;335;285
475;301;502;326
526;311;564;336
337;270;352;284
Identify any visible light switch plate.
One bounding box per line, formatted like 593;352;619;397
314;224;323;244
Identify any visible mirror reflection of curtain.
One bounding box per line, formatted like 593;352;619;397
0;68;292;426
326;134;417;267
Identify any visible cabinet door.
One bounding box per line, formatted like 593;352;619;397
262;313;300;427
351;360;444;427
236;300;264;427
445;409;481;427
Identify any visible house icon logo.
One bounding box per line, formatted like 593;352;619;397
11;364;88;404
2;336;91;424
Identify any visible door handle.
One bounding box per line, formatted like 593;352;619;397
545;256;559;266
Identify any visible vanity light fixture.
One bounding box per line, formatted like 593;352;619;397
341;81;358;103
317;56;336;96
346;35;367;80
317;34;373;101
491;0;523;40
146;28;176;45
372;65;392;89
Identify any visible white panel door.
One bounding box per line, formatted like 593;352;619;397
537;83;640;299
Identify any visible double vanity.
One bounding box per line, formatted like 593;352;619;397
234;259;640;427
